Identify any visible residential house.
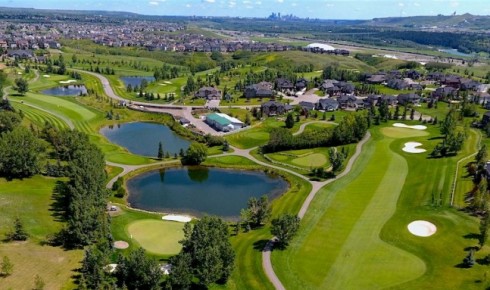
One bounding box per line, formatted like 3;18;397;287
299;101;316;111
245;81;274;99
295;78;308;91
397;93;421;105
337;95;358;109
261;101;291;116
366;74;387;84
194;87;221;100
432;86;457;100
316;98;339;111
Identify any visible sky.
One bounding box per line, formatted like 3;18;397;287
0;0;489;19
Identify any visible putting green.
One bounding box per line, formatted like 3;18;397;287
381;127;429;139
127;219;184;255
292;153;327;167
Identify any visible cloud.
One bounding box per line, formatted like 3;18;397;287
149;1;159;5
450;0;459;7
204;0;215;3
398;2;405;7
276;0;284;3
186;3;192;7
291;2;297;7
243;0;251;3
414;2;420;6
255;0;262;4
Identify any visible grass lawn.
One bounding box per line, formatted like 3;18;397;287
266;147;331;169
272;123;482;289
0;176;83;289
127;219;184;256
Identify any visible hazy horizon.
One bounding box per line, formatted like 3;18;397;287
0;0;489;20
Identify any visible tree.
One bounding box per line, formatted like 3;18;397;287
33;275;45;290
271;214;300;249
480;214;490;247
245;114;251;126
476;144;488;166
80;244;113;289
14;78;28;95
328;147;345;173
1;256;13;276
165;252;193;290
378;100;389;122
179;217;235;287
157;142;164;160
115;248;162;289
463;250;475;268
410;108;415;120
440;109;456;136
0;127;46;178
0;110;22;134
242;195;271;227
6;217;29;241
182;142;208;165
285;113;295;129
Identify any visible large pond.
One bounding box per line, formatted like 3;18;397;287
100;122;190;157
41;85;87;96
126;167;288;220
438;48;473;57
120;76;155;87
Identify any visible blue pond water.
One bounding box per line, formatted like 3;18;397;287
439;48;472;57
126;167;288;219
100;122;190;157
41;85;87;96
120;76;155;87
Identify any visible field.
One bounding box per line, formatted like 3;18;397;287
266;147;331;170
0;176;83;290
272;123;483;289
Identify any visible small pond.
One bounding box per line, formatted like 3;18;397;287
41;85;87;96
438;48;472;57
100;122;190;157
126;167;288;220
120;76;155;87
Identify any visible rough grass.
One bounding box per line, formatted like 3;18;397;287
127;219;184;256
0;176;83;289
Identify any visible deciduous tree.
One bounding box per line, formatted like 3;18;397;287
271;214;300;249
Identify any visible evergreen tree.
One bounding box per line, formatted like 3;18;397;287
285;113;295;129
1;256;13;276
14;78;28;95
157;142;164;160
6;217;29;241
476;144;488;165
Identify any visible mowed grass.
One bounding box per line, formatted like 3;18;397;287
0;176;83;289
127;219;184;256
381;126;430;138
266;147;330;169
272;124;482;289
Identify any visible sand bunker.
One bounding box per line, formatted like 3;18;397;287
17;72;22;75
43;75;50;78
393;123;427;130
113;240;129;249
402;142;426;153
407;220;437;237
164;81;172;84
162;214;192;223
59;80;77;84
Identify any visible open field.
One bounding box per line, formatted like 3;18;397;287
272;123;482;289
0;176;83;290
266;147;331;169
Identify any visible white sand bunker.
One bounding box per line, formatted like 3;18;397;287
113;240;129;249
162;214;192;223
393;123;427;130
59;79;77;84
407;220;437;237
164;81;172;84
403;142;426;153
43;75;50;78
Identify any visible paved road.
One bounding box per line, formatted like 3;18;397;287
105;160;180;189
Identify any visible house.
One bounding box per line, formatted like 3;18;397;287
405;70;421;80
441;75;461;88
366;74;387;84
295;78;308;91
275;78;294;92
205;113;244;132
460;79;481;91
397;93;421;105
432;87;457;100
481;111;490;128
337;95;358;109
179;117;191;126
195;87;221;100
299;101;315;111
316;98;339;111
7;49;34;59
261;101;291;116
244;81;274;99
387;79;408;90
366;94;397;107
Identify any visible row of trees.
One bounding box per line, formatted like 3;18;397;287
430;109;467;158
262;113;369;153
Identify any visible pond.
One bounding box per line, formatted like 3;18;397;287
126;167;288;220
41;85;87;96
120;76;155;87
438;48;472;57
100;122;190;157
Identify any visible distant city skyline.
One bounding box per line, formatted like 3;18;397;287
0;0;489;20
